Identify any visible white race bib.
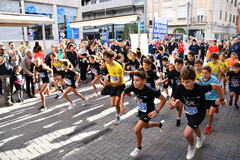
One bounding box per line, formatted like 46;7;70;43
138;103;147;112
65;78;72;85
131;66;136;71
55;66;62;71
91;68;98;74
111;76;118;82
185;107;198;115
39;72;46;78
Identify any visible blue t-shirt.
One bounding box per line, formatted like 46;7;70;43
199;76;219;100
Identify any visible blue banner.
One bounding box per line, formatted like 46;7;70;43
66;21;72;38
153;18;168;40
74;28;79;39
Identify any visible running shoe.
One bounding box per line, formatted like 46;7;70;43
166;95;170;100
234;104;239;110
176;119;181;127
229;99;233;106
159;120;165;133
82;98;88;106
215;107;219;113
205;126;212;135
114;115;121;125
186;145;196;160
196;135;205;149
68;102;76;110
130;148;141;158
38;106;47;111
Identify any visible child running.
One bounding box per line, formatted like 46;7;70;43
170;65;225;160
194;59;203;82
33;58;53;111
164;58;184;126
227;63;240;109
89;55;101;97
138;58;160;89
199;66;221;134
61;61;88;110
120;71;166;158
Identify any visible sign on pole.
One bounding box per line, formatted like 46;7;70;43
153;18;168;40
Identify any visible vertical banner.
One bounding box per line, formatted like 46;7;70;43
66;21;72;38
153;18;168;40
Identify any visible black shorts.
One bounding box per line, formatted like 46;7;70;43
205;100;218;109
66;84;77;89
139;110;151;123
42;78;50;84
229;86;240;95
163;82;169;89
109;84;125;97
186;112;206;130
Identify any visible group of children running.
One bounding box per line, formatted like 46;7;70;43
28;47;240;160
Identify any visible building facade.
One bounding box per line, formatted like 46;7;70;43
148;0;238;40
80;0;144;40
0;0;82;49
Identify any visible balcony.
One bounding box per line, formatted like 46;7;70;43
192;16;208;24
81;0;143;13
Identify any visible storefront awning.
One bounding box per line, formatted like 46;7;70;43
0;12;54;27
70;14;138;28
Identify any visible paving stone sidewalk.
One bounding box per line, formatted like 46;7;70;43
0;83;240;160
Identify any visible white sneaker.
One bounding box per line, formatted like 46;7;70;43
159;120;165;133
114;115;121;125
68;102;76;110
94;92;98;97
82;98;88;106
196;135;205;149
130;148;141;157
186;145;196;160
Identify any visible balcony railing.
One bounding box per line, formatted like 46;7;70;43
192;16;208;24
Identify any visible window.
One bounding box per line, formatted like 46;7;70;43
229;14;232;23
231;0;233;4
162;7;173;20
197;15;204;23
177;5;187;19
26;13;53;40
233;15;235;23
234;0;237;7
236;16;238;25
220;10;222;20
225;12;227;21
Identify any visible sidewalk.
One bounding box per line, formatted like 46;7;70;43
0;83;239;160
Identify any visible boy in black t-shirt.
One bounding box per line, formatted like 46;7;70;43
227;63;240;109
170;66;225;160
120;71;166;158
161;58;184;127
138;58;160;89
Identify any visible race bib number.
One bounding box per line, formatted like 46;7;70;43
231;79;240;87
131;66;136;71
39;72;46;78
212;73;218;77
111;76;118;82
185;107;198;115
145;83;151;88
65;78;72;85
91;68;98;74
138;103;147;112
55;66;62;71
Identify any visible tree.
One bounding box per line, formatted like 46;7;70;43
122;23;138;40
